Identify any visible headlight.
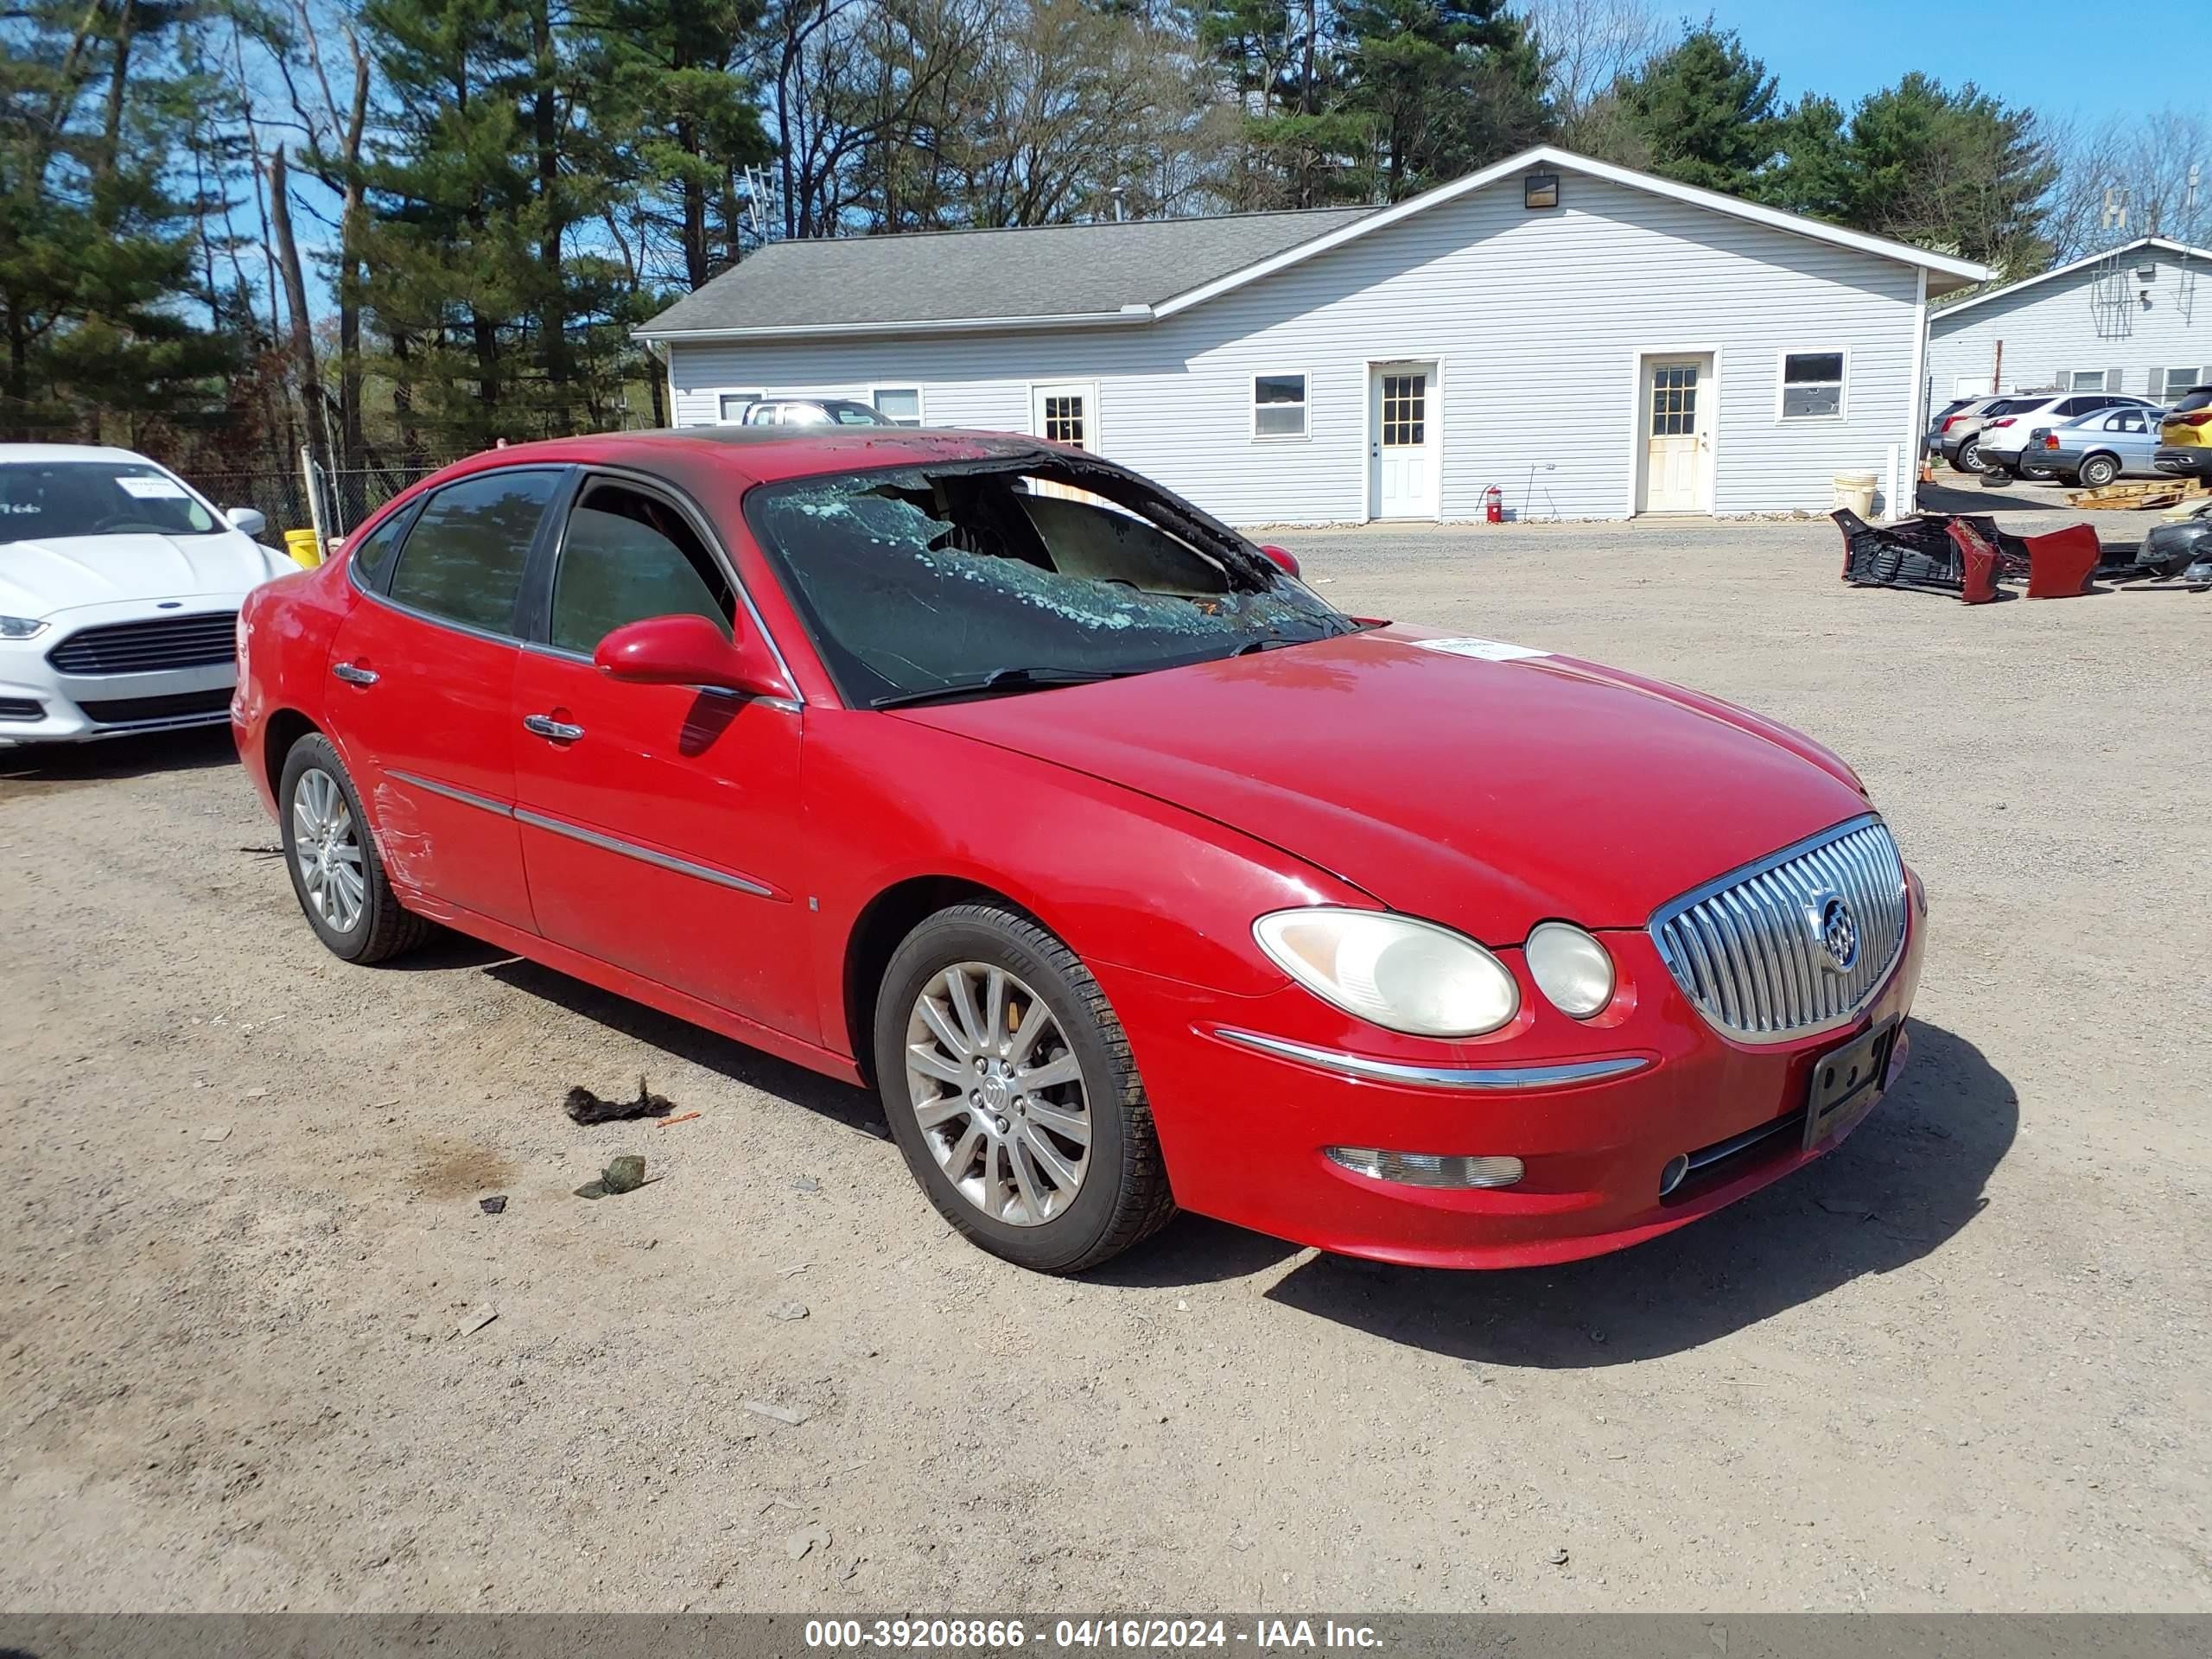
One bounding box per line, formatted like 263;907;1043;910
0;615;48;639
1254;909;1519;1037
1524;922;1615;1017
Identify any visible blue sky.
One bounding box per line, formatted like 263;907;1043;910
1694;2;2169;122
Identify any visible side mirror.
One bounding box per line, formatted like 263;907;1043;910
1258;543;1300;580
226;506;269;539
594;613;794;700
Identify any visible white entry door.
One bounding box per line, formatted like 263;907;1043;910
1030;383;1099;500
1031;382;1097;451
1638;355;1712;513
1369;364;1438;519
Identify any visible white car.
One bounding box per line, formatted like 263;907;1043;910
0;444;298;746
1974;391;2164;477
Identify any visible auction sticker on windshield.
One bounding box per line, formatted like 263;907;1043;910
1410;636;1551;662
117;476;189;499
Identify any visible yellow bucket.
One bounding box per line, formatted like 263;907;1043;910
283;527;322;569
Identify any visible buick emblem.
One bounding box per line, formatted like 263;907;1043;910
1810;893;1859;974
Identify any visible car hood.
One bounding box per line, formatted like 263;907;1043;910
899;626;1874;939
0;531;281;618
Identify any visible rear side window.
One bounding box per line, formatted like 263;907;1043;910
386;470;558;635
346;508;410;588
549;482;733;655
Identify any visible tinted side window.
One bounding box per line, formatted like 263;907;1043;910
387;471;557;635
549;482;733;655
347;507;410;588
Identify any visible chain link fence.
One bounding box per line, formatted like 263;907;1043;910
185;459;452;540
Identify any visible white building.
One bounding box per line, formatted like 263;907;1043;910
1927;236;2212;408
639;147;1989;524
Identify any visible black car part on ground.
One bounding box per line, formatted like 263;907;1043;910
2113;511;2212;591
1833;509;2029;597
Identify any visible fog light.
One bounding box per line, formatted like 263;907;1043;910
1525;922;1615;1017
1325;1147;1525;1189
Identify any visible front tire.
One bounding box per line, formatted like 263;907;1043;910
874;903;1174;1274
277;733;430;963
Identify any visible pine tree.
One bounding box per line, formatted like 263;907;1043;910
1336;0;1550;200
1608;24;1779;198
0;0;231;442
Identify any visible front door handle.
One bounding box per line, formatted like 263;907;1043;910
332;661;378;685
523;713;584;742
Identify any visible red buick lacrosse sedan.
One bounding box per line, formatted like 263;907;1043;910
233;428;1926;1274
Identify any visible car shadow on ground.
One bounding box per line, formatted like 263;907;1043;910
1116;1020;2015;1364
1915;478;2069;513
483;957;893;1142
0;725;238;785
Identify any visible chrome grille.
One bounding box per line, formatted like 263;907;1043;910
1649;816;1908;1045
47;611;238;676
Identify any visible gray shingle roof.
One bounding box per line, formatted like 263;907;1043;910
637;207;1376;339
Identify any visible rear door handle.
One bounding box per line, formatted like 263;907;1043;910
332;661;378;685
523;713;584;742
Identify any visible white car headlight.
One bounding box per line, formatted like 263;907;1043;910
1524;922;1616;1017
1254;909;1519;1038
0;615;48;639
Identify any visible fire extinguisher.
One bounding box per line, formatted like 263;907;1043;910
1484;484;1503;524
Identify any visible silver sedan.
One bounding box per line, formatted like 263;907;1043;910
2029;405;2167;488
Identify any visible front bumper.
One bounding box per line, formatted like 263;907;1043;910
2153;446;2212;478
0;599;242;745
1103;872;1928;1269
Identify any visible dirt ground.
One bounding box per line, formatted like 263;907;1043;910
2;512;2207;1614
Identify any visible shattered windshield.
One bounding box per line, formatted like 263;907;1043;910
745;458;1357;707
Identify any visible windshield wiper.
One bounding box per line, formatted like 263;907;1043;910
873;665;1133;709
1229;624;1347;656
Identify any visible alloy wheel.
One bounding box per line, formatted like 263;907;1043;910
291;766;365;933
904;962;1091;1226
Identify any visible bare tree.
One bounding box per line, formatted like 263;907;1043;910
1527;0;1660;156
273;0;374;464
1529;0;1660;121
2044;110;2212;263
266;145;332;477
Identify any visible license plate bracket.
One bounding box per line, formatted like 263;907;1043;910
1803;1017;1899;1151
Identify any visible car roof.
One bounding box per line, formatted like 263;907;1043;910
0;442;163;464
414;427;1062;492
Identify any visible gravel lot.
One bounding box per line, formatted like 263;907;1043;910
3;510;2207;1614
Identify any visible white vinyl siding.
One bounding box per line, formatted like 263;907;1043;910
668;170;1924;522
1929;251;2212;412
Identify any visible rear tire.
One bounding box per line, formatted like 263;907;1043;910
277;733;430;963
873;903;1174;1274
1956;439;1985;473
2076;454;2120;488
